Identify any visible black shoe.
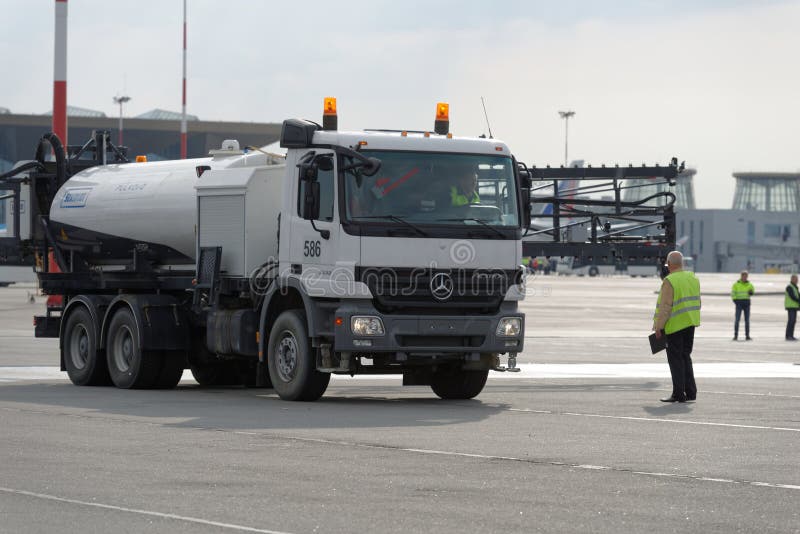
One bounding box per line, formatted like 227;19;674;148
746;336;753;341
660;396;686;403
732;336;738;341
686;395;696;402
786;337;798;341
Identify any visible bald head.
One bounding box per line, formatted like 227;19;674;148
666;251;684;272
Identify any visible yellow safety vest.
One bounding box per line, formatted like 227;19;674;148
450;186;480;206
786;284;800;310
731;280;754;301
655;271;702;335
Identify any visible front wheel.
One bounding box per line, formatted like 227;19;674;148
431;368;489;400
267;310;329;401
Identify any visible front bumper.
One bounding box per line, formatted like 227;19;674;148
333;302;524;354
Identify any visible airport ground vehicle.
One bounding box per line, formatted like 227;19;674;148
0;100;528;401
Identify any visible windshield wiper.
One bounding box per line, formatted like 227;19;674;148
353;215;429;237
436;218;506;238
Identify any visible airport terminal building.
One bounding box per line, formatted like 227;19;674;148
678;173;800;273
620;169;798;273
0;106;281;172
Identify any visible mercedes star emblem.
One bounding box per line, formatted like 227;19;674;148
430;272;454;301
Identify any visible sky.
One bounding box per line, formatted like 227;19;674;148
2;0;799;208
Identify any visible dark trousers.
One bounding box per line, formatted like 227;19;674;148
734;300;751;338
665;326;697;401
788;309;798;339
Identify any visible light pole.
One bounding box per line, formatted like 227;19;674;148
558;110;575;166
113;95;131;146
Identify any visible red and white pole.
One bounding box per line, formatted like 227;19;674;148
180;0;187;159
53;0;68;145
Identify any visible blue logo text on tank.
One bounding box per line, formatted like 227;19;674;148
61;187;93;208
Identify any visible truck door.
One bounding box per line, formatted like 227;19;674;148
289;150;340;293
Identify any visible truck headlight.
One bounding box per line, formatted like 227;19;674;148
496;317;521;337
351;316;385;336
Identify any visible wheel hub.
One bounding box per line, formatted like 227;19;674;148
276;332;298;382
69;324;89;370
113;326;134;373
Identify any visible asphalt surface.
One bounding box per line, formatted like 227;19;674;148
0;273;798;533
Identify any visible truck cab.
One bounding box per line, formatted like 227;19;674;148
248;103;528;400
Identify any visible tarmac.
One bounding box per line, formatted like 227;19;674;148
0;272;798;533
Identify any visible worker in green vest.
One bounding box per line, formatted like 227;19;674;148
653;250;701;403
785;274;799;341
450;163;480;207
731;271;755;341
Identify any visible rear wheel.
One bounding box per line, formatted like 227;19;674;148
267;310;329;401
106;307;160;389
62;306;111;386
431;368;489;400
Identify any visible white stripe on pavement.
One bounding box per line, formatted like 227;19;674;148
277;435;800;492
0;486;294;534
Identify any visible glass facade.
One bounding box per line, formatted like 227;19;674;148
622;169;696;209
732;174;800;212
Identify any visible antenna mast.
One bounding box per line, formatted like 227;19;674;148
480;97;494;139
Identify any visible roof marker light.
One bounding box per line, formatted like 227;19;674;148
135;155;147;162
322;96;337;131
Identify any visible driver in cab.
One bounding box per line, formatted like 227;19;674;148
449;162;480;206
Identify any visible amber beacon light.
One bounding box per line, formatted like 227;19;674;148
322;97;338;130
434;102;449;135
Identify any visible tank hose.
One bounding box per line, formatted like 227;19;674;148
34;132;68;189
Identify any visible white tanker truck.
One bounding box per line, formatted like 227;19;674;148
2;99;530;401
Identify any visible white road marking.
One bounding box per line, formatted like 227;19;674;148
0;486;294;534
276;435;800;491
506;408;800;433
2;362;800;383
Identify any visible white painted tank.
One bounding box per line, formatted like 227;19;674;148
49;143;280;267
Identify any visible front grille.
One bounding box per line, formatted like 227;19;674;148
357;267;518;314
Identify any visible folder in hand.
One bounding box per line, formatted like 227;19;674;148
649;331;667;354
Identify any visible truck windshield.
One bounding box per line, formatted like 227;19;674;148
344;151;519;229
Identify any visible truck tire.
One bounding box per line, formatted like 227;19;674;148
106;307;160;389
431;368;489;400
62;306;111;386
588;266;599;277
267;309;329;401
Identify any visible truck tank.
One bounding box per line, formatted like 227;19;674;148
48;143;276;268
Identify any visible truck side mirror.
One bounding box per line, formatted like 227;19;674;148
521;187;532;230
301;181;321;221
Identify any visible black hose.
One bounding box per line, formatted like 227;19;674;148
34;132;68;188
0;161;46;181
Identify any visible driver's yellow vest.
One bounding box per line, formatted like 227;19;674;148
450;186;480;206
654;271;702;334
